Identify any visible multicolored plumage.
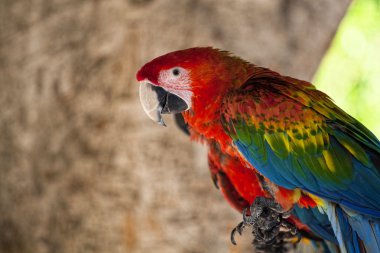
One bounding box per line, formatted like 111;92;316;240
137;47;380;253
221;68;380;252
207;139;338;248
174;114;337;251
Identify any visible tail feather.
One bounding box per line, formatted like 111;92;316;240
335;206;362;253
327;202;380;253
345;208;380;253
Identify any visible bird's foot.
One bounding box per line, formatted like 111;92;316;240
231;197;299;252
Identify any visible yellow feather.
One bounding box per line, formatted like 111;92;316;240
322;150;336;173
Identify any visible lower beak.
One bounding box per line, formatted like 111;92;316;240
139;82;188;126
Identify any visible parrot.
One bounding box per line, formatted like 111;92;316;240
174;113;339;252
136;47;380;253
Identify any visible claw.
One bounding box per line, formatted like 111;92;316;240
211;174;219;189
237;222;245;235
230;197;300;252
230;228;238;245
282;210;292;219
230;222;245;245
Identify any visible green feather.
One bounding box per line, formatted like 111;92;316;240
264;132;289;159
322;143;353;181
235;121;252;146
334;130;371;168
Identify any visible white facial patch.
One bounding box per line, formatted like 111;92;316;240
158;67;193;108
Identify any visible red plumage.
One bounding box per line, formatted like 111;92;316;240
137;47;330;246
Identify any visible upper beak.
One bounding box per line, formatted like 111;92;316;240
139;81;188;126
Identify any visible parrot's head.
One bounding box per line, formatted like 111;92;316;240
136;47;252;126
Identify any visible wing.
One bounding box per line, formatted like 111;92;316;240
221;69;380;217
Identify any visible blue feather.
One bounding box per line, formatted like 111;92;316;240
344;207;380;253
324;202;380;253
292;205;338;244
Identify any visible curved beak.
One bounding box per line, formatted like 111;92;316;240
139;81;188;126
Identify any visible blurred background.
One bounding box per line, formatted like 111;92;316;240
315;0;380;136
1;0;378;252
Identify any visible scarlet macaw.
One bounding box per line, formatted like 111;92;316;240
137;47;380;253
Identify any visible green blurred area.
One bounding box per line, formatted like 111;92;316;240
314;0;380;137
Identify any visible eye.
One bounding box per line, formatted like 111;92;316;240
172;68;180;76
158;67;189;85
